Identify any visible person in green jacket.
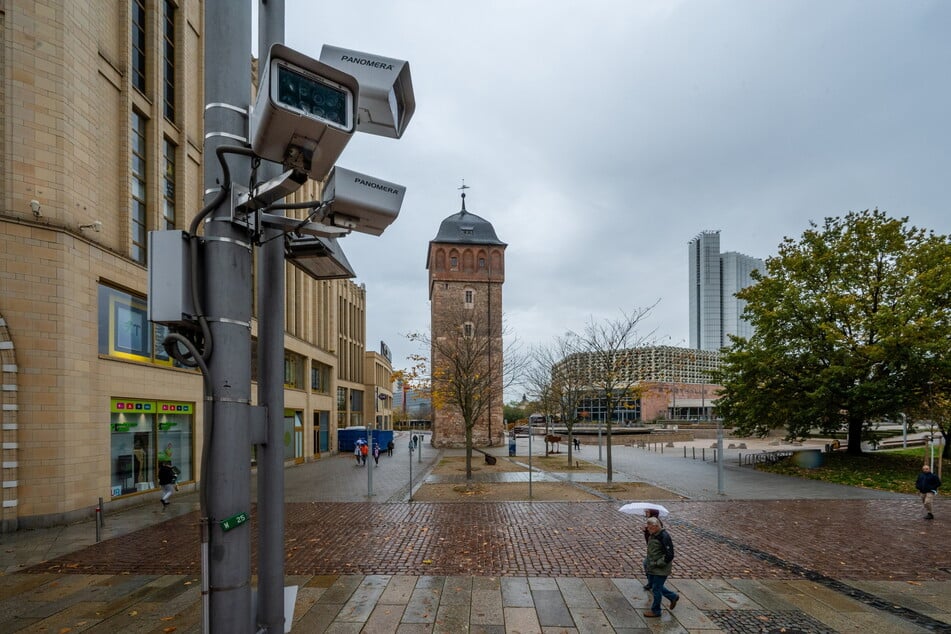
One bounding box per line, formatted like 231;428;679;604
643;516;679;617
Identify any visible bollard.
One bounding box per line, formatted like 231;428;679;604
713;448;717;463
98;496;105;527
683;446;687;459
95;501;101;543
702;448;705;461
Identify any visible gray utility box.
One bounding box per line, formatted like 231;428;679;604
148;230;196;326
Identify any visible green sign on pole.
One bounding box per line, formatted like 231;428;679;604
220;511;249;532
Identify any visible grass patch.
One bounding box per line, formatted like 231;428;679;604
757;449;947;494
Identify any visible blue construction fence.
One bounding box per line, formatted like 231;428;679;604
337;426;395;453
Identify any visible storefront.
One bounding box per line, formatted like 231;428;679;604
110;398;194;498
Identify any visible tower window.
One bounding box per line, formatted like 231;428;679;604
479;257;486;269
450;256;458;270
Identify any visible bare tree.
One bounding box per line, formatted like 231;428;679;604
572;306;657;482
409;306;523;481
526;334;588;464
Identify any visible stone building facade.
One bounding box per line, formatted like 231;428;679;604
0;2;390;530
426;194;506;448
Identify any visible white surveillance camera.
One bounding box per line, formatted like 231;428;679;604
250;44;360;181
320;45;415;139
321;166;405;237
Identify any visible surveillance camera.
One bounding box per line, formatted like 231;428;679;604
250;44;360;181
30;199;42;217
320;45;415;139
321;166;405;236
284;234;356;280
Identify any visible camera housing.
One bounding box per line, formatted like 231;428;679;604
250;44;359;181
321;166;405;236
320;45;415;139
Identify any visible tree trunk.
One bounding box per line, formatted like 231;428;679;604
846;414;864;455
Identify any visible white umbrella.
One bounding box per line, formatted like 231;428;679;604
618;502;670;518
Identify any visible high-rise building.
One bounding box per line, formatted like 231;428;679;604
688;231;764;351
426;192;506;447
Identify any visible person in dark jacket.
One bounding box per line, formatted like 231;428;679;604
641;509;662;590
916;464;942;520
643;517;679;617
158;461;177;509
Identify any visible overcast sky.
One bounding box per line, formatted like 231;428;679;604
267;1;950;383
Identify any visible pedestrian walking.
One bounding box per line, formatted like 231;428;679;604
360;441;369;466
643;516;679;617
158;460;177;509
641;508;662;589
387;440;394;457
372;443;381;465
916;464;941;520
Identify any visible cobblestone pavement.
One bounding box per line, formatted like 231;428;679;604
26;499;951;582
3;435;950;632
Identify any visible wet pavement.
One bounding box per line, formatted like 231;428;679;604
1;432;949;633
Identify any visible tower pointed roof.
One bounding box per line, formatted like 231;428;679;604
430;190;506;246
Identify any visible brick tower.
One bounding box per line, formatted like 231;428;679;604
426;190;506;448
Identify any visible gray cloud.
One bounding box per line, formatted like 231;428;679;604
272;0;950;374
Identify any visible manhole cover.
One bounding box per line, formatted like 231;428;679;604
705;610;836;634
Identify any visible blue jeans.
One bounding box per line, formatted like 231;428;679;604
646;574;678;615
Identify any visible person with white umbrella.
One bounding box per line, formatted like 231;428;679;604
618;502;670;590
643;516;679;618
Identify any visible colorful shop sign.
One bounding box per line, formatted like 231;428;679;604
158;401;194;414
111;398;156;413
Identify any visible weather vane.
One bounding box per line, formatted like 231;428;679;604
459;179;469;211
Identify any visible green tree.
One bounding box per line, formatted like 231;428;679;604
715;209;951;455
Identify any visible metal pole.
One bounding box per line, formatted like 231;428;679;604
902;413;907;448
716;419;724;495
255;2;286;632
204;2;253;631
528;425;533;499
368;425;374;498
597;420;603;462
408;439;413;501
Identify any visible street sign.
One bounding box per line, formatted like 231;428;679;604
220;511;250;532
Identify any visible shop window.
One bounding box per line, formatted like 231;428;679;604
110;398;194;497
98;284;173;366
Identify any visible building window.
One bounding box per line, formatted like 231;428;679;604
163;0;176;121
110;398;194;498
131;0;146;93
337;386;348;428
463;322;474;338
163;139;176;229
450;256;458;270
131;112;148;263
350;390;364;426
284;351;304;388
464;289;474;307
479;257;486;269
98;284;173;366
311;362;330;394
